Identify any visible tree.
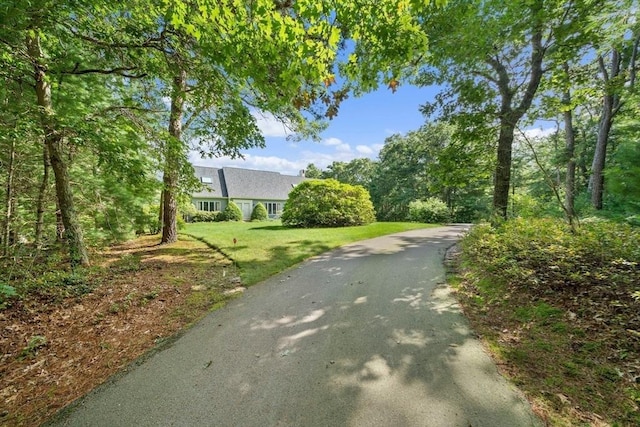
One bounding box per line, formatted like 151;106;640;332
282;179;375;228
303;164;323;179
417;0;581;219
370;123;490;221
322;158;376;188
586;2;639;209
1;0;445;262
531;0;639;214
151;0;442;243
0;1;161;266
25;30;90;267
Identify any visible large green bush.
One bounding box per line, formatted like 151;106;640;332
251;203;268;221
224;201;243;221
281;179;375;228
408;197;451;223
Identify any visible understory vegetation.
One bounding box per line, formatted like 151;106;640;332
455;218;640;425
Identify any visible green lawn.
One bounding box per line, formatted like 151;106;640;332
182;221;437;285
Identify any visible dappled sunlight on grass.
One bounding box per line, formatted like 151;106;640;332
183;221;438;285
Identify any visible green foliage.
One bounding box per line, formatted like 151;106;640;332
321;158;376;188
19;335;47;360
281;179;375;228
134;204;161;235
462;218;640;291
110;253;142;273
251;203;268;221
408;198;452;223
191;211;222;222
224;201;243;222
460;217;640;425
303;163;323;179
607;137;640;214
0;282;17;309
5;267;96;306
371;122;491;221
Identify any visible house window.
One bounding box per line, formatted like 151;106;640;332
265;202;282;216
198;201;220;211
201;176;213;184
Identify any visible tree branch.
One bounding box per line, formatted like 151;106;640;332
471;69;498;84
61;66;147;78
517;126;577;229
60;20;165;50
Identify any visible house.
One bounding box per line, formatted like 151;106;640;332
191;166;307;220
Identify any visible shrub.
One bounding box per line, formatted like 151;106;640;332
251;203;268;221
281;179;375;228
224;201;243;221
461;217;640;291
191;211;221;222
0;282;17;309
134;204;160;234
408;198;451;223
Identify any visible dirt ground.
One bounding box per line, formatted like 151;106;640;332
0;235;242;427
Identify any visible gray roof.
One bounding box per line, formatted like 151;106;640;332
192;166;305;201
192;166;225;198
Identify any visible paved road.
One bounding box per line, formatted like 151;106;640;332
50;225;542;427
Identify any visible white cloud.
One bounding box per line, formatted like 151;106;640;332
188;137;384;177
356;145;374;155
320;137;352;153
252;111;293;138
335;143;352;152
522;127;556;140
322;137;343;146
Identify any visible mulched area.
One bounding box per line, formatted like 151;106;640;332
0;235;239;427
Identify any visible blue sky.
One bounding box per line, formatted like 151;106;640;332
188;82;556;176
189;84;442;176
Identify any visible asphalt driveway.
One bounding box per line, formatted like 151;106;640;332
50;225;542;427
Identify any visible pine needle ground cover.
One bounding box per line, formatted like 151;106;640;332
454;218;640;426
1;235;238;426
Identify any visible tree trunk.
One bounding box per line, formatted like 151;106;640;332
158;190;164;234
590;50;620;210
27;32;89;267
3;138;16;256
34;141;51;248
493;120;516;219
55;199;65;242
563;64;576;224
564;109;576;221
161;68;187;244
487;2;545;219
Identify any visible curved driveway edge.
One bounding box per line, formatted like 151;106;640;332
50;225;542;427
